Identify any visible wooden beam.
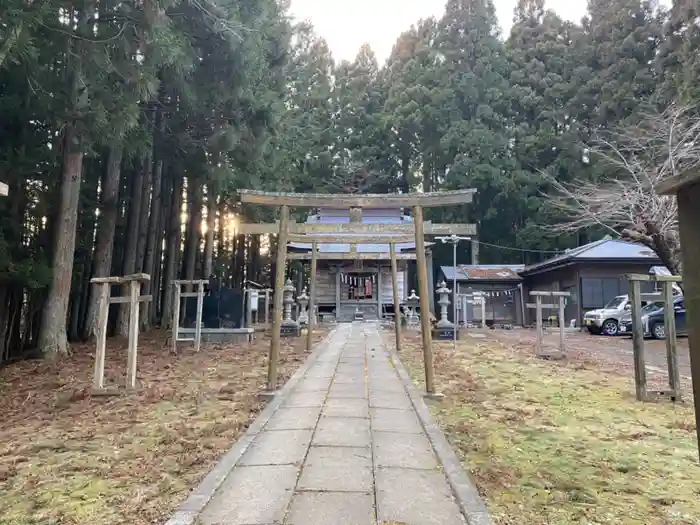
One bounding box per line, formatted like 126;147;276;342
656;169;700;195
237;222;477;236
238;189;476;208
287;234;415;244
287;252;416;260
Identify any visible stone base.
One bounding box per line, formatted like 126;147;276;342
536;351;566;361
432;327;458;340
258;389;279;400
280;324;301;337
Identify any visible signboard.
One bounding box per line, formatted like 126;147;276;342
249;290;259;311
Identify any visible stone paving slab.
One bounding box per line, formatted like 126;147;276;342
173;322;490;525
369;390;413;409
313;416;371;447
264;407;321;431
328;382;367;398
199;465;297;525
294;377;332;392
282;391;326;407
373;430;439;469
376;467;466;525
238;429;312;466
371;407;423;434
285;492;374;525
322;398;369;418
297;446;372;492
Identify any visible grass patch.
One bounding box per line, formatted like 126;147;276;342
0;328;328;525
398;334;699;525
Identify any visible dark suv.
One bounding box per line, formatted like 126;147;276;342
619;296;686;339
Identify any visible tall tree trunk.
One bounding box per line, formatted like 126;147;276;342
203;189;216;278
161;175;183;328
116;158;146;336
152;167;170;325
84;143;122;338
135;158;153;272
183;177;202;286
142;151;163;328
38;124;83;357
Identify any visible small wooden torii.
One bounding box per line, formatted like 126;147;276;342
90;273;152;391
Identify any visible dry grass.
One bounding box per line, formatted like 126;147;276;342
0;328;328;525
397;332;699;525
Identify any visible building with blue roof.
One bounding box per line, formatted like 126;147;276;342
288;207;435;322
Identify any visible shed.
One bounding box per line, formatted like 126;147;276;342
438;265;525;326
520;239;662;325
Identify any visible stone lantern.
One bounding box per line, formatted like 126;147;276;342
433;280;457;340
436;281;453;328
406;289;420;325
297;287;309;325
281;278;300;337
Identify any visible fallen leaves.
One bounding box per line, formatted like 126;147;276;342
0;328;327;525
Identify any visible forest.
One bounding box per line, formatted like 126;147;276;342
0;0;697;363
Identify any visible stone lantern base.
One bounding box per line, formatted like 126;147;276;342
432;326;459;341
281;322;301;337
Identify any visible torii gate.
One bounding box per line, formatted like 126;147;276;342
237;189;477;397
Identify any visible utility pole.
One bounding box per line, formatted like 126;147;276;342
436;235;471;351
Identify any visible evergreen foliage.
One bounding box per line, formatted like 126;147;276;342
0;0;691;362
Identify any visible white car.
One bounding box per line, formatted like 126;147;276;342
583;295;634;336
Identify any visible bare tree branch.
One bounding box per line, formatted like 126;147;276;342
542;103;698;275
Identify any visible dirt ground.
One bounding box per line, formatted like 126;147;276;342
0;327;328;525
488;328;692;392
394;329;699;525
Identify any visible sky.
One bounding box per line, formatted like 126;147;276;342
288;0;588;64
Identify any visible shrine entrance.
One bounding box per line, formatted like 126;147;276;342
236;189;477;396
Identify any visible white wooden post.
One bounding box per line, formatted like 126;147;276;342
126;279;140;389
535;294;543;353
93;282;109;389
172;283;181;354
195;280;204;352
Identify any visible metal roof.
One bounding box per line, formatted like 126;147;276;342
288;208;422;253
441;265;524;282
521;239;661;275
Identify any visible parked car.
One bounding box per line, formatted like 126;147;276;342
619;296;686;339
583;295;640;336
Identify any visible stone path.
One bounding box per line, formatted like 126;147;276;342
180;323;481;525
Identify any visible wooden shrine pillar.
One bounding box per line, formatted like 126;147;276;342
306;242;318;353
390;243;403;352
413;205;436;395
268;204;290;391
657;171;700;461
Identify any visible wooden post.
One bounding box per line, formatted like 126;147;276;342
629;278;647;401
306;242;318;353
172;283;181;354
534;294;543;354
264;289;270;326
335;269;341;320
93;282;110;389
480;294;486;329
663;281;681;400
413;205;436;395
558;295;566;354
268;204;290;391
677;185;700;460
195;280;204;352
126;279;140;389
390;243;403;352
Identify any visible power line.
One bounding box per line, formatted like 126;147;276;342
470;239;565;255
